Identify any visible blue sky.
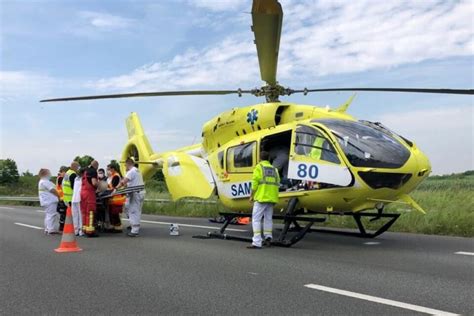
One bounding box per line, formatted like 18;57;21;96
0;0;473;175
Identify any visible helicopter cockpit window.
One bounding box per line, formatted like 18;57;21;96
227;142;256;173
313;119;410;168
294;125;340;164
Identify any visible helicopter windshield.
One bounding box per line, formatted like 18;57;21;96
312;119;410;168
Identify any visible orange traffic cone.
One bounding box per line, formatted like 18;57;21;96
55;206;82;253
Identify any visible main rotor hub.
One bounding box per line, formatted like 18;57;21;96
250;84;294;102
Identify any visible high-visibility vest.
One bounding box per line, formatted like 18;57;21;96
108;173;126;206
56;176;64;201
310;136;326;160
62;169;76;203
252;161;280;203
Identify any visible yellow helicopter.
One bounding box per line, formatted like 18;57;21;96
42;0;473;246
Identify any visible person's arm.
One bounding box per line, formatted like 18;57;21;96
89;169;99;188
249;165;261;202
111;176;120;188
70;173;77;190
119;176;130;188
46;181;60;198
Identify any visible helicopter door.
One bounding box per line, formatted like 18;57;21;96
162;152;215;200
288;124;352;187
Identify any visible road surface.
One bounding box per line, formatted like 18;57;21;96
0;205;473;315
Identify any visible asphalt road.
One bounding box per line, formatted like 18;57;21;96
0;205;473;315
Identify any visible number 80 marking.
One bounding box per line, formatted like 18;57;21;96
297;164;319;179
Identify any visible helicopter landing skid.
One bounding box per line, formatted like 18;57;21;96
196;212;326;247
306;211;401;238
194;198;326;247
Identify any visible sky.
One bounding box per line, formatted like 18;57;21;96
0;0;473;175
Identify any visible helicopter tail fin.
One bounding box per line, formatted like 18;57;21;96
121;112;159;180
334;94;356;113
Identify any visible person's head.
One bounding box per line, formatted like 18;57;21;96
70;161;80;172
58;166;68;177
107;164;117;176
90;160;99;170
38;168;52;179
98;168;106;180
260;151;270;162
78;167;86;177
125;158;135;171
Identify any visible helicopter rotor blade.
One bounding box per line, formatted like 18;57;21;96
251;0;283;86
290;87;474;96
40;89;254;102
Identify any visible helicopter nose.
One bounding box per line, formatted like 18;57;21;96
413;146;431;178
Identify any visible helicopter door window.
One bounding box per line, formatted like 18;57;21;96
226;141;256;173
294;125;340;164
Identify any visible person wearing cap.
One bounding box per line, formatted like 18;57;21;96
119;158;145;237
38;168;60;235
248;151;280;249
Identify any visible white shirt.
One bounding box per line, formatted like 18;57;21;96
72;176;82;203
125;167;144;187
38;178;59;206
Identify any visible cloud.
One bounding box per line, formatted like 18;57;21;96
0;71;58;103
78;11;135;30
373;105;473;175
89;0;473;91
186;0;247;12
88;37;258;91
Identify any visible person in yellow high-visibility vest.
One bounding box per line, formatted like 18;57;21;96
61;161;80;231
248;151;280;249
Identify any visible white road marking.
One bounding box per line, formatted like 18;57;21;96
122;218;247;232
36;210;45;213
455;251;474;256
304;284;459;316
364;242;380;245
0;206;14;210
14;222;43;230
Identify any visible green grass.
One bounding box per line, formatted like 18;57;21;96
1;172;473;237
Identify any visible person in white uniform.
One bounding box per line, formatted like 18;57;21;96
119;158;145;237
38;168;60;234
71;168;83;236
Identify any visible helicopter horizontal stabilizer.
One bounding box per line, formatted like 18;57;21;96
398;194;426;214
162;152;215;201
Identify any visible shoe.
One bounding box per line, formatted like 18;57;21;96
127;232;139;237
246;245;262;249
264;238;272;247
126;226;131;231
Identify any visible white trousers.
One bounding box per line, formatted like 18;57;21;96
252;201;274;247
44;202;58;233
72;202;82;235
129;192;145;234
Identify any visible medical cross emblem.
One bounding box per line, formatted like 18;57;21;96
247;109;258;125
